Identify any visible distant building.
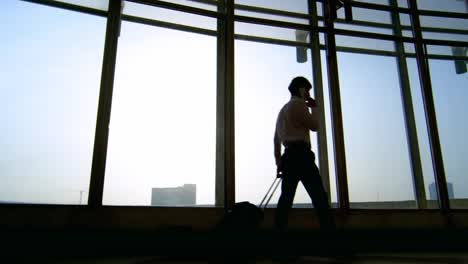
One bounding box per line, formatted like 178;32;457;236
429;182;454;200
151;184;196;206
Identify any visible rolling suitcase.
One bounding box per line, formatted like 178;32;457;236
215;177;282;232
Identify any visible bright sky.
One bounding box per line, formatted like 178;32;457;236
0;0;467;207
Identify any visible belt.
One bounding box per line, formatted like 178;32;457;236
283;141;311;149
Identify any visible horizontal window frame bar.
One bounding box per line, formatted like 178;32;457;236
22;0;107;17
418;10;468;19
235;34;310;48
336;47;468;61
334;28;414;43
350;2;468;20
335;18;395;30
337;30;467;48
351;1;411;14
235;3;311;20
125;0;223;19
2;205;468;229
402;26;468;36
423;38;468;47
187;0;219;7
122;14;218;36
337;46;398;57
424;54;468;61
4;203;468;211
235;14;325;32
0;202;431;211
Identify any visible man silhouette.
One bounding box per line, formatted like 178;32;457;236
274;76;335;232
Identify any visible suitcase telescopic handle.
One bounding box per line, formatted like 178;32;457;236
259;177;282;209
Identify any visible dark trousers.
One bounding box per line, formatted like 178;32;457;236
275;144;335;231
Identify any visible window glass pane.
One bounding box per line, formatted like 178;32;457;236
159;0;219;12
336;35;395;52
123;1;217;31
235;41;338;208
235;9;309;25
317;2;324;17
335;7;404;35
426;44;468;57
320;32;325;46
354;0;407;7
340;7;392;24
404;47;416;57
397;0;408;8
335;23;393;35
417;0;468;13
399;13;411;27
103;21;216;207
235;0;309;14
235;22;309;43
54;0;109;11
429;59;468;208
0;1;105;204
337;53;416;208
354;0;391;5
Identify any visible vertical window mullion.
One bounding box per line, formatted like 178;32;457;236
225;0;236;209
215;0;235;210
324;0;350;210
215;1;226;208
88;0;122;207
308;0;332;204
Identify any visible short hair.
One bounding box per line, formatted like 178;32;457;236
288;76;312;96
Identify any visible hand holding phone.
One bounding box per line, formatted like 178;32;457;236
305;97;317;108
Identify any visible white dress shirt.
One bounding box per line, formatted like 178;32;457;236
275;96;318;146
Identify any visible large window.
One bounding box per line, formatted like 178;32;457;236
0;0;105;204
102;8;217;206
2;0;466;213
338;52;416;208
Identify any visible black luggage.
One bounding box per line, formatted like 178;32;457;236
215;178;282;232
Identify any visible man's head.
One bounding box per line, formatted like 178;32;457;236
288;76;312;98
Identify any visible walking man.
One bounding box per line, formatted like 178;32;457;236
274;76;335;232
